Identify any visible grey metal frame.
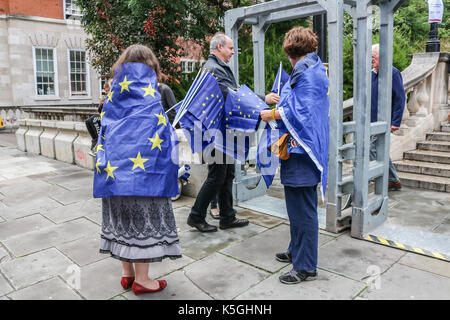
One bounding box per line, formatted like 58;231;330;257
224;0;404;238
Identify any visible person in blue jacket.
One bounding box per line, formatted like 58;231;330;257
371;44;406;191
260;27;330;284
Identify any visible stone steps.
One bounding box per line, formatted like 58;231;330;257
403;149;450;164
397;171;450;193
395;121;450;192
416;140;450;152
426;131;450;142
441;123;450;132
394;160;450;178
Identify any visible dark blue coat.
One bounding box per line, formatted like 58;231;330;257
371;67;406;127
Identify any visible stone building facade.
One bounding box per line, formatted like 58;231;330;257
0;0;101;108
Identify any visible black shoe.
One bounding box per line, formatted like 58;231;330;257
219;218;249;230
279;269;317;285
275;252;292;263
187;216;217;232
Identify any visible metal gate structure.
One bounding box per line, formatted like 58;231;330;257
224;0;407;238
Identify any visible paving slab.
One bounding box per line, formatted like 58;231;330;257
398;252;450;278
179;223;266;260
172;206;194;233
0;196;62;220
73;257;126;300
49;188;93;206
56;236;108;267
123;270;213;300
42;199;101;224
44;171;94;191
147;255;196;280
234;209;285;229
359;263;450;300
236;265;366;300
171;196;195;209
2;218;100;257
0;246;12;263
0;248;75;290
220;224;335;273
433;217;450;236
318;233;406;282
0;273;14;296
6;277;82;300
0;214;54;240
183;253;269;300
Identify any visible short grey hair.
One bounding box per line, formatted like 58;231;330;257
210;32;229;53
372;43;379;54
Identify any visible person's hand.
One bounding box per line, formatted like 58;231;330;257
260;109;273;122
265;92;280;105
391;125;400;133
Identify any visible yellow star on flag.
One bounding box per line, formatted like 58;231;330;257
100;111;105;120
96;144;104;152
129;152;149;171
95;158;102;174
141;83;156;98
119;76;133;93
154;112;167;127
148;132;163;151
106;90;114;103
104;161;118;180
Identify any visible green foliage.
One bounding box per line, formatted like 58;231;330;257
77;0;221;81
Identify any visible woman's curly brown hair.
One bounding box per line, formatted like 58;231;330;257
283;27;318;59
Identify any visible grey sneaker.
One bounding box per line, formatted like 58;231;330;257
279;269;317;284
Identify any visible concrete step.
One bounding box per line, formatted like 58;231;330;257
404;150;450;164
426;131;450;142
394;160;450;178
441;123;450;132
417;140;450;152
397;171;450;193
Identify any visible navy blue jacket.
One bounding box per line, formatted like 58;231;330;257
371;67;406;127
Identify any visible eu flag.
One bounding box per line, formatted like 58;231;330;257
216;85;269;161
176;70;225;153
93;62;179;198
271;64;290;94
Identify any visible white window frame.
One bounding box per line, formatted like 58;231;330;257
67;49;91;99
32;46;59;100
180;58;205;73
63;0;82;20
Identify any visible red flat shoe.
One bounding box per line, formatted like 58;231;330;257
132;280;167;295
120;276;135;290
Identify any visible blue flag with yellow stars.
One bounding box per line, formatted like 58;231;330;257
271;65;290;94
176;70;225;153
214;85;269;161
93;62;179;198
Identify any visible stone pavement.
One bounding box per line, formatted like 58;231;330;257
1;132;450;300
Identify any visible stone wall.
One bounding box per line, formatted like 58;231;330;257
15;120;208;197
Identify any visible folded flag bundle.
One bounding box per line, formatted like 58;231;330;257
93;62;179;198
174;69;225;153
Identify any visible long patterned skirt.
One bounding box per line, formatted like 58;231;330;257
99;196;182;263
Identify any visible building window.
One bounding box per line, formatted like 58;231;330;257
69;50;88;96
65;0;82;19
180;59;204;73
34;47;57;96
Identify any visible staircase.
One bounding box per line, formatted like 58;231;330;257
394;122;450;193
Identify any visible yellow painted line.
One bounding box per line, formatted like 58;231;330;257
432;252;445;260
378;237;390;246
413;247;425;255
393;241;406;249
365;235;374;242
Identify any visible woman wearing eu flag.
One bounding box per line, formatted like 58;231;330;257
260;27;330;285
94;44;182;295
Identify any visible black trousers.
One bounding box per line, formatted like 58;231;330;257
189;163;235;224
